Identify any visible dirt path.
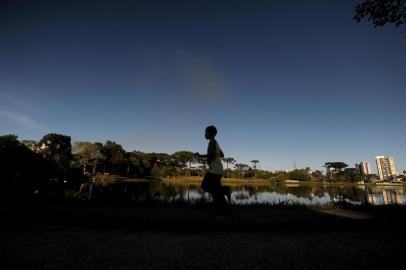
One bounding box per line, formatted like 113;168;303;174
1;204;405;270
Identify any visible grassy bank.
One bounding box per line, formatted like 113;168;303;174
94;175;405;188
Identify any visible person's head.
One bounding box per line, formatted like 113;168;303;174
205;125;217;140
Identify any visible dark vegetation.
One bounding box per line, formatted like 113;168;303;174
354;0;406;27
1;133;404;207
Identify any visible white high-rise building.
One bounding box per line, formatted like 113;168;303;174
356;161;371;175
375;156;397;181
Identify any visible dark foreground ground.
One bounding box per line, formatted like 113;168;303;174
1;202;406;270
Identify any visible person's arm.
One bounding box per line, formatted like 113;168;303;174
206;140;216;162
195;141;216;160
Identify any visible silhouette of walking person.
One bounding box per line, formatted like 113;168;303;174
195;126;231;217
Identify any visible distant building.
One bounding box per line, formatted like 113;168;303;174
355;161;371;175
375;156;397;181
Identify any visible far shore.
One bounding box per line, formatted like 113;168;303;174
94;175;406;187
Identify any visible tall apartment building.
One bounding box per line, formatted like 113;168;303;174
375;156;397;181
355;161;371;175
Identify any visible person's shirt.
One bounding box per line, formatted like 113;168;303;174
207;139;224;175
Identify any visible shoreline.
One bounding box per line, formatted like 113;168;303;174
97;176;406;187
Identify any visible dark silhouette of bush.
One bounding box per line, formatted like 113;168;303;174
0;135;87;204
1;135;51;202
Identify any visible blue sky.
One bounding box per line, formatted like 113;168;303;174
0;0;405;172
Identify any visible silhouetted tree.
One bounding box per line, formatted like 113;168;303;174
343;169;365;183
128;151;147;176
91;142;105;175
39;133;72;171
289;169;311;181
324;162;348;172
146;152;173;177
0;135;61;202
222;157;235;177
101;140;127;175
72;141;104;175
311;170;324;181
251;160;259;169
251;160;260;178
235;163;249;178
172;151;195;176
354;0;406;27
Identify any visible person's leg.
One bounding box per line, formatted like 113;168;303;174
222;186;232;204
211;175;229;215
201;173;211;192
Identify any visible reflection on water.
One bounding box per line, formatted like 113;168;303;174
366;187;405;205
88;180;406;205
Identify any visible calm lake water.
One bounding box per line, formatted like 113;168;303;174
89;180;406;205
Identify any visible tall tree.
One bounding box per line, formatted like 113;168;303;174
311;170;324;181
195;155;208;176
251;160;260;178
39;133;72;171
324;162;348;173
72;141;104;175
91;142;105;175
251;160;260;169
354;0;406;27
101;141;127;175
222;157;236;177
235;163;249;178
324;162;349;181
172;151;195;176
128;151;147;176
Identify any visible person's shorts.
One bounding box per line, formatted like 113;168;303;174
201;172;222;193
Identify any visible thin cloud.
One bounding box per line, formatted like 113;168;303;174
177;52;230;101
0;110;46;131
134;50;230;103
0;93;36;112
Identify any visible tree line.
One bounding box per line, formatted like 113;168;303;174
2;132;382;191
3;133;271;181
